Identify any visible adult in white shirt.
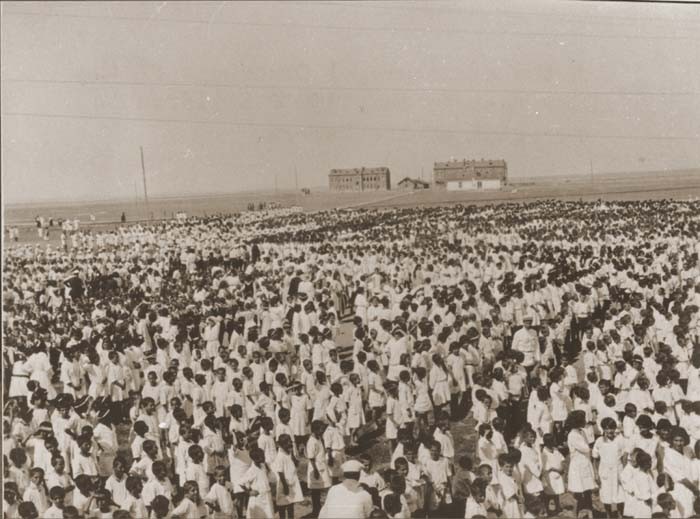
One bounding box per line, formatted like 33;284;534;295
318;460;373;519
511;316;540;372
386;329;408;381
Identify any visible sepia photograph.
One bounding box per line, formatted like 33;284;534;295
2;1;699;518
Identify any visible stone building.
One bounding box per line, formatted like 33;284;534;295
433;159;507;190
329;167;391;192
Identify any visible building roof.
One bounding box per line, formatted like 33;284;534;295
434;159;506;169
433;158;507;182
329;167;390;176
397;177;430;187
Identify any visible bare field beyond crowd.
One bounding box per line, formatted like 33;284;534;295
3;169;700;243
3;169;699;517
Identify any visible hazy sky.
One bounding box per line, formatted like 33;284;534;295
1;0;699;203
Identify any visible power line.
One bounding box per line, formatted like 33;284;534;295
2;77;697;97
3;110;698;141
312;1;700;28
2;9;698;41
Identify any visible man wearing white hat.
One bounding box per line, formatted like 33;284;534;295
511;315;540;375
318;459;373;519
386;327;407;382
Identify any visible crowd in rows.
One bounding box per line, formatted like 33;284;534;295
3;199;700;519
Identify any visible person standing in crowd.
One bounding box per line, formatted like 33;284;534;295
318;460;373;519
1;199;699;519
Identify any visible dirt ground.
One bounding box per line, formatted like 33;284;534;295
4;169;699;234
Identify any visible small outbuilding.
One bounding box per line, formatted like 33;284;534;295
396;177;430;191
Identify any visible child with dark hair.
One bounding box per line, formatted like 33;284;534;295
497;452;522;519
43;486;66;519
451;455;476;518
433;411;455;467
523;492;544;519
464;478;488;518
627;450;655;518
123;475;147;519
272;434;303;519
132;438;160;481
72;474;97;518
23;467;48;515
472;389;497;428
203;465;234;519
323;415;346;483
171;480;203;518
275;407;298;458
17;501;39;519
24;421;53;474
661;427;697;517
394;454;424;514
359;452;386;496
382;492;402;519
4;481;20;518
185;444;209;497
541;433;564;516
8;447;30;496
424;440;451;514
72;435;98;478
94;488;118;518
228;430;252;518
566;410;597;516
45;454;73;503
256;416;277;467
130;420;149;462
202;414;226;477
150;495;171;519
238;447;274;519
412;365;432;435
104;456;129;509
142;460;173;509
592;417;625;518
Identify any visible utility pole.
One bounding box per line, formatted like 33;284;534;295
590;159;594;184
294;165;299;191
274;174;278;193
140;146;150;218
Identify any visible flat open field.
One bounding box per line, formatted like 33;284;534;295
2;191;407;226
365;169;700;209
3;169;699;247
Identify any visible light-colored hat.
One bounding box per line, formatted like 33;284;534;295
341;459;364;473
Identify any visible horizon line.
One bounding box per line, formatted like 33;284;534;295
3;167;699;207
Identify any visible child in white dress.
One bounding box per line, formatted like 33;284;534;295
463;479;488;518
306;420;331;517
170;480;204;519
237;447;274;519
592;417;626;518
541;433;565;516
497;453;522;519
204;466;235;519
273;435;304;519
424;441;452;514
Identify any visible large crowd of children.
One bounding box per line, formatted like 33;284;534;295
3;199;700;519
